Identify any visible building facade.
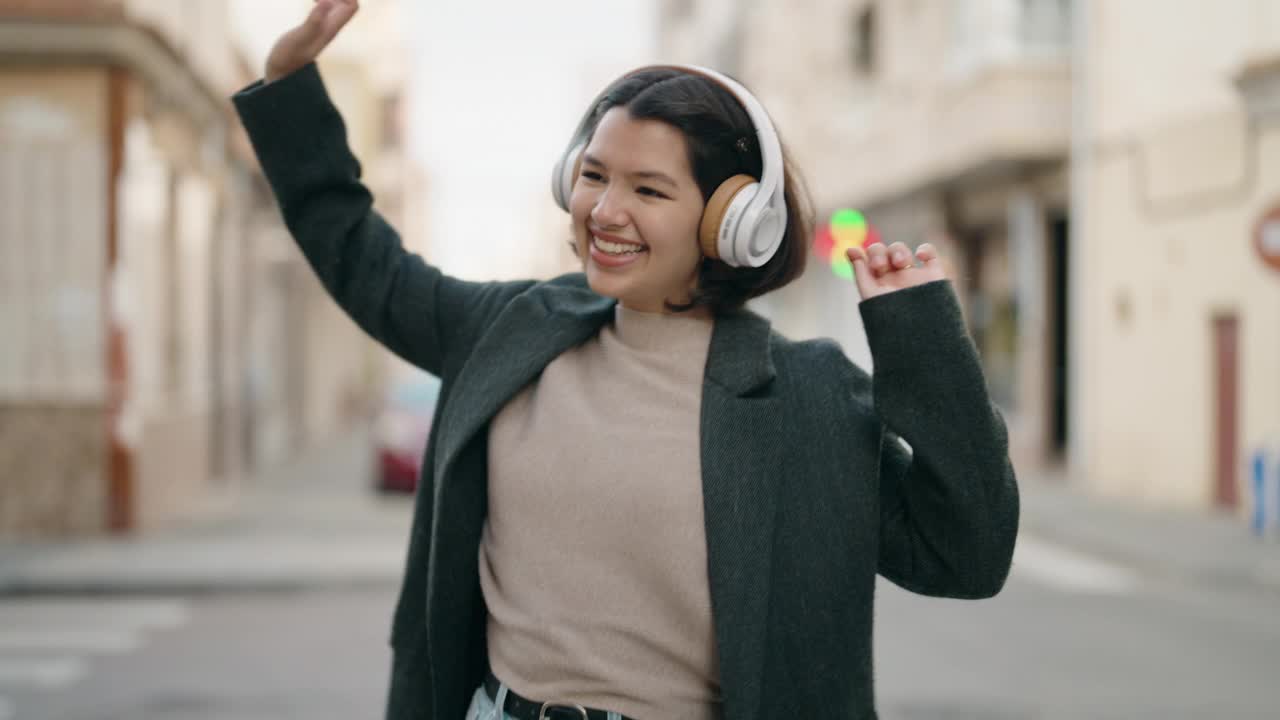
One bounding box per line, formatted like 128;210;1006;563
660;0;1280;513
0;0;419;536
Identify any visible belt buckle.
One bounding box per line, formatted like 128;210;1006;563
538;701;589;720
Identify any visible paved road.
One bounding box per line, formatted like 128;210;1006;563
0;588;395;720
3;537;1278;719
876;537;1280;719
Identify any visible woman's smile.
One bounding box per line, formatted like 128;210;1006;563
589;230;649;268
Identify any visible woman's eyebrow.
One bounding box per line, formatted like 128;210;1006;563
582;153;678;187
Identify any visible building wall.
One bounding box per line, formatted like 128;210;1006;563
0;66;111;535
121;0;242;95
706;0;1070;211
0;2;290;534
660;0;1070;454
0;405;106;535
0;59;220;534
114;87;224;529
657;0;1277;512
0;0;423;535
0;67;108;402
1077;0;1280;509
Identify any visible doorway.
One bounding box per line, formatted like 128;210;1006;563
1047;214;1070;460
1212;313;1240;509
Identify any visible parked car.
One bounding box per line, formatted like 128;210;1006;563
373;375;440;493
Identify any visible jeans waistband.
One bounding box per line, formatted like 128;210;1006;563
483;671;632;720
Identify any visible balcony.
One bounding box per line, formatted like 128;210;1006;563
1235;52;1280;125
826;0;1072;206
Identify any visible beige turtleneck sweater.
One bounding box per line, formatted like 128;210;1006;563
481;303;720;720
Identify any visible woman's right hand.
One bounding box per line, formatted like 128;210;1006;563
264;0;359;84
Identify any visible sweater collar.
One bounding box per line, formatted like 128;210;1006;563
612;303;714;355
540;273;776;396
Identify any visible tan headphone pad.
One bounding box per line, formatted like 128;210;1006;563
699;174;756;260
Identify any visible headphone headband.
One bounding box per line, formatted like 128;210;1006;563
552;64;787;268
646;65;785;224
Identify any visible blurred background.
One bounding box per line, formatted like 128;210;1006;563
1;0;1279;718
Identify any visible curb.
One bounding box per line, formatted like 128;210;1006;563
0;539;407;597
1019;517;1280;596
0;573;402;597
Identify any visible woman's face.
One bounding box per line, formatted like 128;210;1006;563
570;107;706;313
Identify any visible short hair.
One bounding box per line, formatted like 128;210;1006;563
574;68;813;314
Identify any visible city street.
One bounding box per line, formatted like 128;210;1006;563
3;539;1278;720
4;1;1280;719
876;545;1280;719
0;589;395;720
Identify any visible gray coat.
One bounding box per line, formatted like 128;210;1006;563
233;63;1019;720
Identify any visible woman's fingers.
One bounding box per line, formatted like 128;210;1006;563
846;246;866;266
916;242;947;280
887;241;914;270
292;2;330;51
849;240;948;300
915;242;937;263
866;242;890;275
265;0;358;82
846;247;879;298
303;0;356;53
316;0;359;46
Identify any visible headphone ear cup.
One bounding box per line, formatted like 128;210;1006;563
552;143;585;211
698;174;757;263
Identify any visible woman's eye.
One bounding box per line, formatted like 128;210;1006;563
637;186;668;199
581;171;604;182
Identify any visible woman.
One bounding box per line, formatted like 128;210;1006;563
233;2;1019;719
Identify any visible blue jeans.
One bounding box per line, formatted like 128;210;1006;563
464;682;627;720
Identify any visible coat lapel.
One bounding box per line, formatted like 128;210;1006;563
434;279;616;482
700;307;782;720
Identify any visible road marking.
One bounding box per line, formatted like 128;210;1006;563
0;657;87;689
0;598;189;630
1012;535;1140;594
0;630;141;653
0;597;191;698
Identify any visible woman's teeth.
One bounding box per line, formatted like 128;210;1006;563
593;235;646;255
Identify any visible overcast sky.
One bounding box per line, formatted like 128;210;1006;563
230;0;659;280
411;1;659;279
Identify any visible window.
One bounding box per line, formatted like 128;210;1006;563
1019;0;1071;50
665;0;693;21
381;92;402;151
852;4;878;76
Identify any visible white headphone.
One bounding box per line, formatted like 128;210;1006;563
551;65;787;268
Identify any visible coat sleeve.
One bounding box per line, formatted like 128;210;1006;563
860;279;1020;599
231;63;535;376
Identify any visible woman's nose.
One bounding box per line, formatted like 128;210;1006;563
590;188;629;228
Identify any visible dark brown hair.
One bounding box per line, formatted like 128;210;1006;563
572;67;813;314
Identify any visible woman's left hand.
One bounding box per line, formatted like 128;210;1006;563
846;241;947;300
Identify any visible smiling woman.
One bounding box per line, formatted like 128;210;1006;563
572;109;709;311
231;4;1020;719
559;67;812;315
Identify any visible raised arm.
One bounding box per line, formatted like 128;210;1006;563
847;242;1020;599
231;0;533;375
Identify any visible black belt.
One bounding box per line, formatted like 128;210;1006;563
484;671;634;720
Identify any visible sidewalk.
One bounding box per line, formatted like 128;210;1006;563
0;426;414;595
2;444;1277;596
1018;472;1280;595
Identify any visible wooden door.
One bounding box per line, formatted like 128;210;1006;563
1212;314;1240;509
